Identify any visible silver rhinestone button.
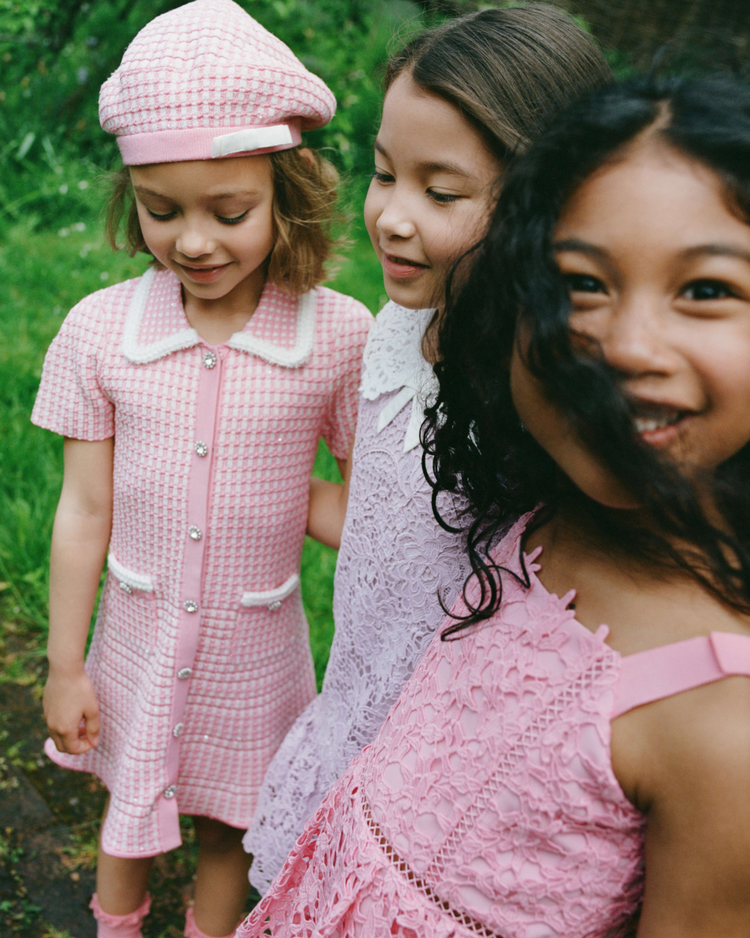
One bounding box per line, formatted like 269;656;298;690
163;785;176;799
194;441;208;457
119;581;133;594
268;600;282;612
172;723;184;738
188;525;202;541
202;351;217;369
177;667;192;680
183;600;198;613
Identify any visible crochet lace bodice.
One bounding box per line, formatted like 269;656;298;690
239;517;647;937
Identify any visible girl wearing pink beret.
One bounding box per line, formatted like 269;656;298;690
31;1;371;935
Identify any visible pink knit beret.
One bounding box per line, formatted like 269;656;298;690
99;0;336;165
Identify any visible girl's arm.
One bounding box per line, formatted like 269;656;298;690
306;445;353;550
43;437;114;755
625;675;750;937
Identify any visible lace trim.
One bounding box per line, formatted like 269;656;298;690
360;302;438;452
361;792;508;938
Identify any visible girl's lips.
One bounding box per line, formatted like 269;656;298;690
631;406;693;448
178;263;230;284
381;252;428;281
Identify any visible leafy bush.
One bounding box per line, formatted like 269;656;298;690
0;0;426;231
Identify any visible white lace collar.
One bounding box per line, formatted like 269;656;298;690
121;267;316;367
360;302;438;452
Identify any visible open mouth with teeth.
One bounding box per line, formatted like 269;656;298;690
628;401;688;441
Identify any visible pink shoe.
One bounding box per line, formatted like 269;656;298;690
184;906;237;938
90;893;151;938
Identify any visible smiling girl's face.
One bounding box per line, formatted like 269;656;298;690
364;71;502;311
130;155;276;318
511;141;750;507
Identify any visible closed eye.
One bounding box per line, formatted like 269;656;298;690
370;171;394;184
427;189;461;205
682;278;736;301
216;211;248;225
147;209;177;222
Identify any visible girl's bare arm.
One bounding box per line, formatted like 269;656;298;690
306;443;353;550
627;675;750;937
44;437;114;755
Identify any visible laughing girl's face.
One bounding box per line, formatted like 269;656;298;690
512;141;750;507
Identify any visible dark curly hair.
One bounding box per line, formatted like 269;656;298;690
423;74;750;635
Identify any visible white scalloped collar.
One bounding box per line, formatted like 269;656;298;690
360;302;438;452
121;267;316;367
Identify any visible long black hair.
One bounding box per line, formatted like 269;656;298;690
423;74;750;633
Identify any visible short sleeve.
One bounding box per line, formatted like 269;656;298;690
31;296;115;441
317;292;372;460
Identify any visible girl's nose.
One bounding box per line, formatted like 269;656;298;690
376;190;417;240
593;302;676;378
175;222;214;259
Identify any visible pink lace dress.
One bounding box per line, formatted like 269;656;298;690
237;515;750;938
245;303;471;889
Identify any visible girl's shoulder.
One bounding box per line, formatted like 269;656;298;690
311;285;373;328
306;286;373;368
61;271;150;331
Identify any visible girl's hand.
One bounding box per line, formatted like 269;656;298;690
43;668;100;754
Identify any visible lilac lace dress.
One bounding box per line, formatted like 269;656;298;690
245;303;471;891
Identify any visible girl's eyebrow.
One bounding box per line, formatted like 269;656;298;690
553;237;618;278
373;139;472;179
553;237;612;266
555;237;750;268
681;244;750;265
132;185;260;199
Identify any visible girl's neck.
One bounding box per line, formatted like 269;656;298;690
182;272;266;346
421;309;442;365
525;500;750;655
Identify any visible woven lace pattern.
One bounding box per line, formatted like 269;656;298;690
238;520;645;938
245;304;470;890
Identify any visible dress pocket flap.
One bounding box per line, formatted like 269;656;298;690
107;552;154;594
240;573;300;609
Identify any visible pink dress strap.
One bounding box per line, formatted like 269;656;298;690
612;631;750;719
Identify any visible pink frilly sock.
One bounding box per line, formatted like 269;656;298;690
90;893;151;938
184;906;238;938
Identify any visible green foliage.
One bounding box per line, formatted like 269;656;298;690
0;221;148;634
0;0;424;229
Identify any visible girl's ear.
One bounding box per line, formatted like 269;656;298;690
298;147;315;167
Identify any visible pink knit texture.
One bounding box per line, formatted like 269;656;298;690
90;892;151;938
32;269;371;857
99;0;336;163
184;907;237;938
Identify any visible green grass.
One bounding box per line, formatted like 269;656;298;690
0;206;384;688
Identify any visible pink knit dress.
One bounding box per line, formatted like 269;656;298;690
237;515;750;938
31;267;371;857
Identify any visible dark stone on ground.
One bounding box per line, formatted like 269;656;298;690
15;826;96;937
